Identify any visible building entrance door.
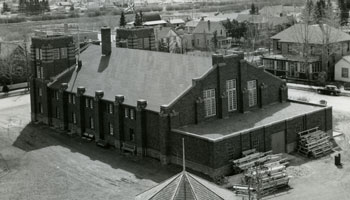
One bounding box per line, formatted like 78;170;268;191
289;63;296;77
271;131;285;153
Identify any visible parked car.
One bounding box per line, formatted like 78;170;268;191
316;85;341;96
344;82;350;91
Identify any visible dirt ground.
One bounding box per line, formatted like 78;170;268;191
0;94;179;200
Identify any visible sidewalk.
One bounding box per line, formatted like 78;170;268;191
0;88;30;99
287;83;350;97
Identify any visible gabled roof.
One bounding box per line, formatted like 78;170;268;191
0;42;24;59
185;20;200;28
135;171;237;200
50;45;212;112
192;20;226;34
156;27;179;39
271;24;350;44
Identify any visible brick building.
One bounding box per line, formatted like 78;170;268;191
115;27;156;50
30;28;332;177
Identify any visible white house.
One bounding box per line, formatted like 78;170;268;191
335;55;350;82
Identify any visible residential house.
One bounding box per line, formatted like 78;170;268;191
259;5;302;18
262;24;350;81
192;20;232;50
0;42;29;84
334;55;350;82
155;27;182;53
30;29;332;177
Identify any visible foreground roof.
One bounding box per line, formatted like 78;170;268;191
271;24;350;44
50;46;212;111
135;171;237;200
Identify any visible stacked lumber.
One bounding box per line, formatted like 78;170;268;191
297;127;332;158
232;150;288;173
232;151;290;197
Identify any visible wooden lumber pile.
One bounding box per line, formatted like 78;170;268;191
232;151;290;197
232;150;288;173
297;127;332;158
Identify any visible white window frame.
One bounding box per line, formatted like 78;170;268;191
226;79;237;112
108;104;113;114
130;109;134;120
39;88;42;97
248;80;257;107
72;112;76;124
36;65;41;78
68;94;72;103
203;89;216;117
85;98;89;107
53;48;60;60
35;48;40;60
72;95;76;104
109;122;114;135
90;117;94;129
55;91;59;100
60;47;67;59
125;108;129;118
89;99;94;109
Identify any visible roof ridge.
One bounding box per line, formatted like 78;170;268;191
143;172;182;200
187;173;224;200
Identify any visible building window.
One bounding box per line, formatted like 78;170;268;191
35;48;40;60
68;94;72;103
342;68;349;78
90;117;94;129
109;122;114;135
38;88;42;97
287;44;292;53
39;103;43;114
130;109;135;120
129;128;135;141
277;41;281;50
36;65;41;78
203;89;216;117
125;108;129;118
89;99;94;109
276;61;286;71
60;47;67;59
108;103;113;114
85;98;89;107
263;59;274;69
72;95;76;104
53;48;60;60
56;107;60;119
247;80;257;107
40;67;44;79
220;30;222;35
54;91;59;100
72;112;76;124
227;79;237;112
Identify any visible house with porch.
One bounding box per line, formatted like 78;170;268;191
262;24;350;82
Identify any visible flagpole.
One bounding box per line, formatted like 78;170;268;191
182;138;185;172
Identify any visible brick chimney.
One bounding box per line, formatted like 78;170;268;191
101;26;111;56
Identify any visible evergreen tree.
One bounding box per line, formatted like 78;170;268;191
250;3;256;15
134;12;142;26
212;30;218;50
120;11;126;27
302;0;315;24
338;0;349;25
2;2;10;13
